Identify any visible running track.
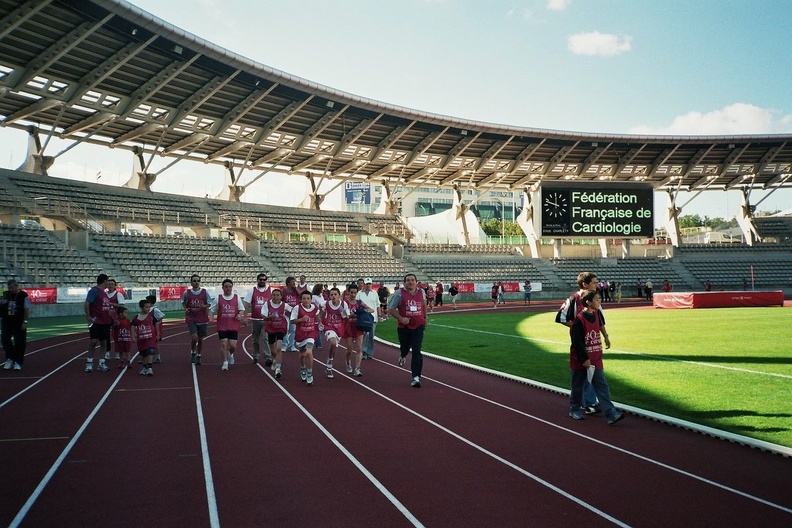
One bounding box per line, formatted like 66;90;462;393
2;305;791;527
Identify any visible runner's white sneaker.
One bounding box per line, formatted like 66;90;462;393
221;361;229;371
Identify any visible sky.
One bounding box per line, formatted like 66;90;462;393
2;0;792;224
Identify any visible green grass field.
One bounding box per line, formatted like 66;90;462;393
377;306;792;448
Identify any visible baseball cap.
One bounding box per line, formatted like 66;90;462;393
364;277;373;284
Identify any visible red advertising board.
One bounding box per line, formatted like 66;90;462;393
450;282;475;293
159;285;189;302
24;287;58;304
500;282;521;293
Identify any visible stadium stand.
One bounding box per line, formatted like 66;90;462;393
754;216;792;243
91;232;266;287
261;241;412;284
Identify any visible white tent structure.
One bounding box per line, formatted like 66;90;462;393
404;191;487;244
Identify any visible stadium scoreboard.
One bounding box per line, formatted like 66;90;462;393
536;183;653;238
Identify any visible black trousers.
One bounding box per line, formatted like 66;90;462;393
397;325;425;378
1;320;27;365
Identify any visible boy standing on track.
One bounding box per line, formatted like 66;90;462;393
114;305;132;369
146;294;165;363
104;278;124;360
291;290;320;386
182;274;212;366
131;299;158;376
568;290;625;425
84;273;113;372
387;273;428;388
211;279;245;371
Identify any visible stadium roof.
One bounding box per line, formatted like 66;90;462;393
1;0;791;194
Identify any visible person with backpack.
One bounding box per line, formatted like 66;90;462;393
556;271;605;415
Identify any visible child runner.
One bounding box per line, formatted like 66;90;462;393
146;294;165;363
104;278;125;360
322;287;347;379
114;305;132;369
290;291;320;386
131;299;158;376
311;283;326;352
425;283;435;313
344;285;366;377
211;279;245;371
569;290;625;425
263;288;288;379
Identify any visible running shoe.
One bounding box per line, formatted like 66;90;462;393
104;352;111;360
3;359;13;370
146;367;154;376
97;362;109;372
195;354;202;366
270;361;276;371
155;355;161;363
265;357;273;367
114;353;120;360
569;409;584;420
584;404;602;415
85;362;93;373
139;367;148;375
228;353;235;365
410;376;421;388
221;361;229;371
13;362;21;371
306;373;314;386
275;367;282;379
345;362;353;373
300;368;307;382
326;367;334;379
353;368;363;377
253;357;259;364
398;356;406;367
607;411;626;425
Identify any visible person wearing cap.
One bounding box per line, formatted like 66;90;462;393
1;279;31;371
358;277;380;359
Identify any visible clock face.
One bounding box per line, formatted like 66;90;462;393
543;191;568;218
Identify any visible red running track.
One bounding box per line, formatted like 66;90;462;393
1;310;791;527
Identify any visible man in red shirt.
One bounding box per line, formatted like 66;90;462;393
387;273;428;388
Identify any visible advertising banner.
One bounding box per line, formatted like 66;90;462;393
159;285;189;302
25;287;58;304
344;181;371;205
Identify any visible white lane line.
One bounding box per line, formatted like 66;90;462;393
0;351;88;409
430;322;792;380
240;338;425;528
368;343;792;515
8;362;129;527
191;362;221;528
307;355;631;528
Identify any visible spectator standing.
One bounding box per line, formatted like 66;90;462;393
491;282;499;308
182;274;213;366
662;280;672;293
568;290;625;425
1;279;30;371
104;278;125;360
296;274;310;294
434;282;444;307
84;273;113;372
388;273;428;388
644;279;654;300
498;282;506;305
358;278;380;359
523;279;532;305
244;273;273;365
448;283;459;310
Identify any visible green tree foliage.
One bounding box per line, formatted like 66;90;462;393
480;219;524;236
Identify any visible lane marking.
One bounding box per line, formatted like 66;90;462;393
430;322;792;380
191;363;221;528
240;338;425;528
370;340;792;515
115;386;193;392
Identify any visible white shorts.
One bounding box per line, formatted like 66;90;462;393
324;330;340;342
295;338;315;350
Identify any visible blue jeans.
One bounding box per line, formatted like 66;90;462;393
281;322;296;351
362;322;376;357
570;369;618;419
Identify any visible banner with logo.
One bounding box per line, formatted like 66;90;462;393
159;285;189;302
24;287;58;304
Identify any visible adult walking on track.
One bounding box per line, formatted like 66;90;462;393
387;273;428;388
1;279;30;371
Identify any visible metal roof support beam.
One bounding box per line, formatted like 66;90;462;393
117;56;200;118
293;105;348;152
754;143;785;176
249;98;311;146
648;144;681;176
332;159;367;177
10;15;113;90
290;153;329;174
111;122;163;145
0;0;51;40
210;84;277;136
1;98;60;124
542;141;580;177
368;122;415;162
329;116;380;156
60;111;115;138
162;132;211;155
472;138;511;173
577;142;611;176
165;73;239;128
206;141;251;162
403;127;447;166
